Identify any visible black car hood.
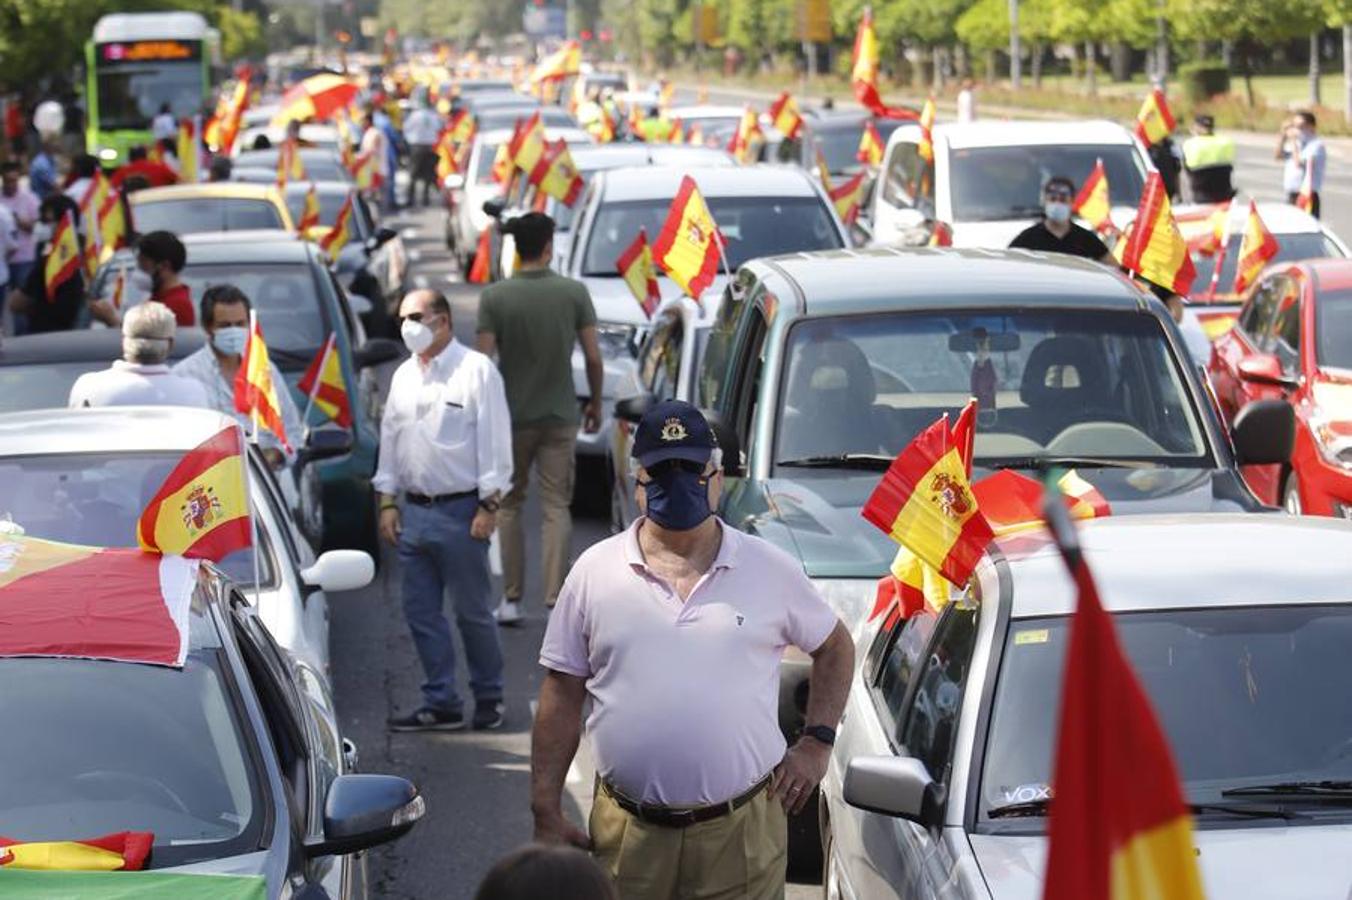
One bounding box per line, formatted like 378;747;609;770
758;466;1267;580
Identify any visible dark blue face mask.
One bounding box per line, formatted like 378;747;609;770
638;461;712;531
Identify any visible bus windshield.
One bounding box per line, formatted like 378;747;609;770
95;58;203;130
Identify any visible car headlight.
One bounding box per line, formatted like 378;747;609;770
596;322;636;359
1307;407;1352;469
809;578;876;627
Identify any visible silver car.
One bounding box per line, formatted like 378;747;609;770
823;513;1352;899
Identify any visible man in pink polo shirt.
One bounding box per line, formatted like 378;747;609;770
531;400;855;899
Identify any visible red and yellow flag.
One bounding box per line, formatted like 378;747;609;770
297;183;321;233
1115;172;1196;295
490;137;515;185
276;138;306;189
1073;159;1113;233
318;194;354;259
1134;87;1176;147
769;92;804;141
530;138;585;206
861;412;994;587
1042;509;1205;900
509;112;548;175
349;150;377;191
177;118;198;182
467;226;494;284
77;172;108;224
727;107;763;164
97;187;127;260
233;312;291;451
589;106;616;143
109;267;126;310
298;332;352;428
137;425;251;561
917;98;937;164
81;231;100;281
44;211;80;296
972;469;1110;537
1;832;153;872
929;221;954;247
617;227;661;319
829;171;867;225
448;108;475;143
1296;157;1317;214
850;9;919;120
531;40;581;84
651;175;722;301
217;71;251;155
857;119;884;167
687;122;705;147
1232;200;1279;295
667;116;685;144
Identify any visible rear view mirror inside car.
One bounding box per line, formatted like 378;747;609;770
949;329;1021;353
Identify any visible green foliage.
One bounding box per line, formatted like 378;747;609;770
215;6;263;61
1173;0;1322;45
1179;59;1230;102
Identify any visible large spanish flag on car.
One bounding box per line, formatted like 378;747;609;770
1134;87;1176;147
0;535;198;667
1073;159;1113;233
1042;502;1205;900
862;409;993;588
43;211;80;296
529;139;585;206
1232;200;1279;295
298;332;352;428
137;425;251;561
850;9;919;120
1;831;152;871
233;313;291;452
1115;172;1196;296
0;869;266;898
509;111;547;175
652;175;722;302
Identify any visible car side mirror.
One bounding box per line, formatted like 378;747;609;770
443;173;465;191
701;407;744;478
298;427;353;465
301;549;375;593
482;198;506;219
614;392;654;424
353;337;403;369
843;755;944;828
1231;399;1295;466
304;774;424;858
1237;355;1299;390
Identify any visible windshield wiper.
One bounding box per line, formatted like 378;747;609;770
777;454;894;470
987;799;1049;818
1222;781;1352;800
981;456;1160;471
989;798;1304;820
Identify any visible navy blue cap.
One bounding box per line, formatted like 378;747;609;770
632;399;717;468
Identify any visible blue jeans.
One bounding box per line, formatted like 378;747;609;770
397;497;504;712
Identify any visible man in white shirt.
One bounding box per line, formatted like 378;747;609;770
69;302;209;408
151;103;177;143
375;288;514;733
359;111;391;213
402;101;443;208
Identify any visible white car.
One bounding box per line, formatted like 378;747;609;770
443;125;593;270
0;407;373;674
564;163;851;463
666;104;781;159
869;119;1152;249
822;513;1352;899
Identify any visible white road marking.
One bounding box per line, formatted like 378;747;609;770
485;762;531;773
402;227;420;240
408;248;423;263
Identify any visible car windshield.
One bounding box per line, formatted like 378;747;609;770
284;190;371;238
1316;291;1352;369
1193;232;1342;295
948;144;1145;221
233;151;347;182
475;143;501;184
0;652;264;867
0;362;110;413
133;198;285;235
0;452;270;586
582;196;842;276
774;310;1207;469
95;60;202;130
814;120;906;174
981;605;1352;829
180;262;328;359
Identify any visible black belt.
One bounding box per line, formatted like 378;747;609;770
405;490;477;507
601;774;772;829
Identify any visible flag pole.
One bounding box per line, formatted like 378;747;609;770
242;421;264;605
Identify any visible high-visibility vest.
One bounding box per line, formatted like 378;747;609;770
1183;134;1236;170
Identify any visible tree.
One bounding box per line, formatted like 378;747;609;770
215;7;264;61
1326;0;1352;119
1175;0;1323;104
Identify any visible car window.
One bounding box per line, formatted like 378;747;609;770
1269;284;1302;374
133;199;285;235
1315;289;1352;369
639;312;678;396
899;605;978;785
1194;232;1342;292
874;608;938;726
1240;276;1287;347
881;140;934;215
651;315;684;400
178;262;330;359
233;607;310;825
947;144;1145;222
285;190;368;238
699;271;756;411
733;312;769;459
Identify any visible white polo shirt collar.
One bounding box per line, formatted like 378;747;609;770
621;517;742;574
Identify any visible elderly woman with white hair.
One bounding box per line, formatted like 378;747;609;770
67;301;210;408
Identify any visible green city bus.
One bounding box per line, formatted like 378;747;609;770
85;12;219;165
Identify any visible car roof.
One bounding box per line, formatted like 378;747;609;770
997;514;1352;618
889;119;1137;151
1175;200;1326;236
596;164;821;201
282;180;354;197
0;327;206;365
130;183;282;204
570;143;735;170
0;406;243;455
748;246;1150;314
477;126;592;145
111;230;318;265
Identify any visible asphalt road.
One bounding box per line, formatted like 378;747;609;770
329;199;818;899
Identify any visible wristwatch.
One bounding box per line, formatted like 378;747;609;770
802;724;836;747
478;498;501;513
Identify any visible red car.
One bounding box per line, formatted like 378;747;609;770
1209;259;1352;515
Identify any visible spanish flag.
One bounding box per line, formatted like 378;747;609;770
815;148;833;190
1115;172;1196;295
177;118;198;183
298;332;352;428
531;40;581;84
1232;200;1279;295
1073;159;1113;233
77;171;108;224
1295;156;1317;214
530;138;584;206
856;119;884;167
97;187;128;261
233;312;291;451
850;9;919;121
81;230;100;281
319;194;354;259
652;175;722;302
617;227;661;319
137;425;251;561
510;112;547;175
1042;502;1205;900
44;211;81;297
448;108;475;143
829;171;867;226
862;408;992;587
917;98;936;164
276;138;306;189
467;226;494;284
727;106;763;164
972;469;1111;536
217;73;251;155
1;832;153;871
769;91;804;141
687;122;705;147
928;221;954;247
590;106;616;144
490;135;516;185
668;116;685;144
297;183;321;233
349;150;376;191
1134;87;1176;147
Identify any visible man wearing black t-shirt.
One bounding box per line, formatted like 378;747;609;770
1009;176;1112;262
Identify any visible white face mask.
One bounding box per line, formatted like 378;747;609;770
401;318;434;354
1044;201;1072;224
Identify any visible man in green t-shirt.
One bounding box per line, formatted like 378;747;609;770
476;212;604;625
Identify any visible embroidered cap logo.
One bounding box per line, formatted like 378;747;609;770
659;417;689;442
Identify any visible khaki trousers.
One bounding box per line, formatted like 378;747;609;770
590;783;787;900
500;423;575;606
